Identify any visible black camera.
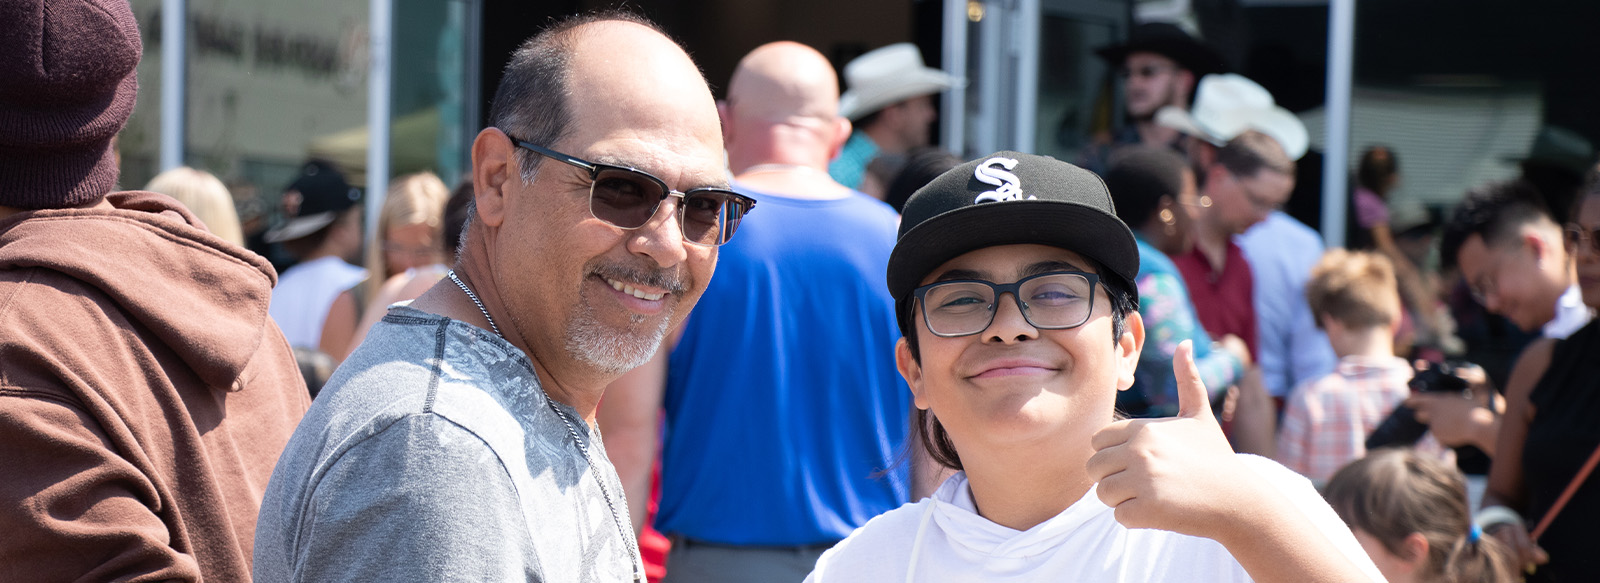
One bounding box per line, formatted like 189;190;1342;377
1366;361;1471;449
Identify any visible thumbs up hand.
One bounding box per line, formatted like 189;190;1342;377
1086;340;1254;540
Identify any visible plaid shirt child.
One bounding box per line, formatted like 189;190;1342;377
1277;356;1450;484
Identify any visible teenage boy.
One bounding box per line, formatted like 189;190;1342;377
807;152;1381;581
1276;249;1450;484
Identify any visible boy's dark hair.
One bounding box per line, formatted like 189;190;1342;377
904;259;1138;471
1438;180;1551;271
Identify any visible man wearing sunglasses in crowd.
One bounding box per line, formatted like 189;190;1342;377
807;151;1382;582
254;12;753;582
599;41;912;582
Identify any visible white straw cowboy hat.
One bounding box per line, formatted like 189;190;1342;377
1155;73;1308;159
838;43;962;121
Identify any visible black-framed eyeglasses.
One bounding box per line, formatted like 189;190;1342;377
911;271;1100;337
506;134;757;246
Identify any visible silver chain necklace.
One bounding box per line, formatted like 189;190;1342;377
448;270;502;337
446;270;643;581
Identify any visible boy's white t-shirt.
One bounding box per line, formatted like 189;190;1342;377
806;454;1384;583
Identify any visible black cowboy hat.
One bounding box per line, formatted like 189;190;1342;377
1095;22;1228;78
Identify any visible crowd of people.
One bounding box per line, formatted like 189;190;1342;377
2;2;1598;582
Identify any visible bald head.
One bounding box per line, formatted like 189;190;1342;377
721;42;851;177
726;41;840;122
488;13;722;183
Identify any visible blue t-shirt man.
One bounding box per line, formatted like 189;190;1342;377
656;187;911;550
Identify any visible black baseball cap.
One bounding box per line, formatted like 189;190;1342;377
888;151;1140;334
264;160;362;243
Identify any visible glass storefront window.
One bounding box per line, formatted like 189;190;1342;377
121;0;165;191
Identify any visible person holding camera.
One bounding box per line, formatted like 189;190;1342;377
1276;249;1451;485
1475;184;1600;582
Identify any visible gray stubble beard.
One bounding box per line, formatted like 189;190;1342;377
564;291;671;376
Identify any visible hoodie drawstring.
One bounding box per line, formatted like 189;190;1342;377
904;500;937;583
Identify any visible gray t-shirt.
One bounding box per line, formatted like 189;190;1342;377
254;306;643;582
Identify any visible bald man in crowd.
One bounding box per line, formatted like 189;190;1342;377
254;13;753;581
600;41;912;582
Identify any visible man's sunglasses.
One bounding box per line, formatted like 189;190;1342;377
506;134;756;246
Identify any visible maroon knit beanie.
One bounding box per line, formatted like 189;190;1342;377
0;0;142;209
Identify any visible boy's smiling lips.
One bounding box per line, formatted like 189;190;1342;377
967;357;1058;379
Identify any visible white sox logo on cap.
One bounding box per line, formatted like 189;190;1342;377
973;157;1034;203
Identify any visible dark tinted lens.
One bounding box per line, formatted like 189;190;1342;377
680;190;730;245
589;167;664;228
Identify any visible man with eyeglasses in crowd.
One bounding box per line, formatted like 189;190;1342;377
600;41;912;583
1080;21;1226;175
254;12;755;581
1397;181;1596;486
1155;74;1303;370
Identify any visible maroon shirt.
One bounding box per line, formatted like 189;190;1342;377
1171;240;1259;361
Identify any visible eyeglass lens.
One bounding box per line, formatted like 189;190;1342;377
589;167;748;246
919;273;1095;337
1566;225;1599;254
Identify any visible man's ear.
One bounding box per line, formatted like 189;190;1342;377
717;100;735;145
1117;310;1145;392
1319;313;1342;336
1523;228;1562;270
1204;161;1231;193
828;117;853;162
1174;69;1197;104
471;127;515;229
896;337;930;410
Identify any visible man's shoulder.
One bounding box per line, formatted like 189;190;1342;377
265;311;565;514
323;310;547;428
1238;213;1324;264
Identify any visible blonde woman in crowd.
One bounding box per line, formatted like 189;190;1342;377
342;180;475;357
1324;448;1516;583
319;171;450;361
144;166;244;247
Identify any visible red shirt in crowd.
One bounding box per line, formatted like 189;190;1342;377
1171;240;1259;361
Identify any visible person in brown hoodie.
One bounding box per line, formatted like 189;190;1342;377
0;0;310;580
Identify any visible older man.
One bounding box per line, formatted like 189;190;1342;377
253;12;754;581
1156;74;1305;363
601;41;911;583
